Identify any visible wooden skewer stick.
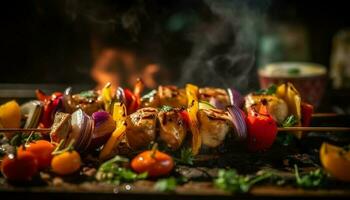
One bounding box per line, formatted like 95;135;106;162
278;127;350;132
311;113;346;118
0;128;51;133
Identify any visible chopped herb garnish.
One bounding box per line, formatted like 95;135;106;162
159;105;173;112
141;89;157;100
276;133;296;146
175;148;194;165
9;132;42;146
79;90;96;99
154;177;177;192
255;85;277;95
214;169;273;193
282;115;298;127
288;68;301;75
96;156;147;184
294;165;327;189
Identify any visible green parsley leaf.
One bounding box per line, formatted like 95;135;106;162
154;177;177;192
288;68;301;75
9;132;42;146
214;169;273;193
96;156;147;184
282;115;298;127
159;105;173;112
255;85;277;95
175;148;194;165
141;90;157;101
276;133;296;146
294;165;327;189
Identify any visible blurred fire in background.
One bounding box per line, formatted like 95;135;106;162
1;0;350;111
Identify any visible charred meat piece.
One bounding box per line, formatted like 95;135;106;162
158;85;187;108
125;107;158;150
245;94;288;124
50;112;71;144
63;87;103;115
198;108;231;148
158;108;187;150
199;87;230;108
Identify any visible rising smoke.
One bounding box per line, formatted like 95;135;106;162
178;0;270;92
64;0;270;91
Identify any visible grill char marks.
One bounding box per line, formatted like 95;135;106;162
199;87;230;108
198;108;231;148
125;107;158;150
158;108;187;150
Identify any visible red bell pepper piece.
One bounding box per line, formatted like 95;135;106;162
123;89;139;114
301;102;313;127
36;90;63;128
179;110;190;127
246;105;277;152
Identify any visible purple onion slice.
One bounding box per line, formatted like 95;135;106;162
226;105;247;140
227;88;245;108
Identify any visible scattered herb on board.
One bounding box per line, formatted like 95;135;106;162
154;176;188;192
214;169;273;193
282;115;298;127
154;177;177;192
174;148;194;165
294;165;327;189
255;85;277;95
96;156;147;184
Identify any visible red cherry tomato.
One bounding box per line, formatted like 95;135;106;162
18;140;55;170
246;110;277;152
131;150;174;177
1;152;38;182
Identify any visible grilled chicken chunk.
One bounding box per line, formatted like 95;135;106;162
198;108;231;148
158;108;187;150
199;87;230;108
245;94;288;124
158;85;187;108
125;107;158;150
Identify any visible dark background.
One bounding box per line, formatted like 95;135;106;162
1;0;350;86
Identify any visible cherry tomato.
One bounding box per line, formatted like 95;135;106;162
18;140;55;170
246;110;277;152
1;152;38;182
131;150;174;177
51;151;81;175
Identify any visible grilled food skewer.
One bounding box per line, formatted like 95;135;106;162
2;126;350;134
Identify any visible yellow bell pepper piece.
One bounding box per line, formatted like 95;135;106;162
0;100;21;129
186;84;201;155
102;82;113;113
276;83;302;137
99;102;127;160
